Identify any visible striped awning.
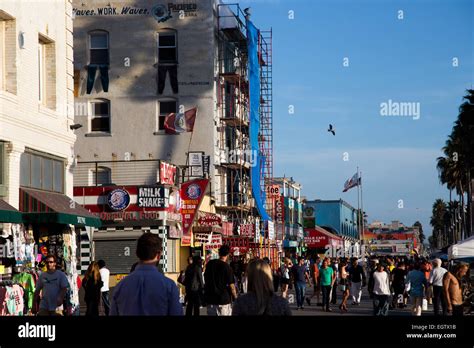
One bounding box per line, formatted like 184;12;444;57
0;199;23;223
20;188;101;227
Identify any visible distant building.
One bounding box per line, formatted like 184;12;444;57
304;199;359;246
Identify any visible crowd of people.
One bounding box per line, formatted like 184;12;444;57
29;233;473;316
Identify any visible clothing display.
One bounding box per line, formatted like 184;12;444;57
86;64;109;94
0;282;25;316
158;64;179;94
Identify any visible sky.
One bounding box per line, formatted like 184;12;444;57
238;0;474;237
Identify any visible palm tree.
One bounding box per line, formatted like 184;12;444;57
436;89;474;240
430;199;447;249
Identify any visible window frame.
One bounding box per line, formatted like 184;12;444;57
0;142;4;188
19;150;65;193
88;30;110;65
89;99;111;133
157;98;177;132
157;30;178;64
38;39;46;104
90;166;111;186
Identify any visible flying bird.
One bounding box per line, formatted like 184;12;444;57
328;124;335;136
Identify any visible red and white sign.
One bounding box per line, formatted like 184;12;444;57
198;212;222;226
304;227;343;248
180;179;209;243
159;161;177;185
266;185;280;198
194;233;212;244
239;224;254;238
231;246;248;256
205;234;222;250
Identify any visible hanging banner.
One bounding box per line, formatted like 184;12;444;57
180;179;209;245
159;161;177;185
268;221;275;240
198;212;222;226
275;195;285;224
222;221;233;236
194;233;212;244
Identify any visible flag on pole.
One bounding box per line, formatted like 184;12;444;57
343;172;361;192
164;107;197;134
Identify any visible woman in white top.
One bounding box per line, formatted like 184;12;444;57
371;263;391;316
280;257;293;299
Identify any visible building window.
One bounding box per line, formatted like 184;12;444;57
89;31;109;65
38;35;56;109
90;167;111;186
158;100;177;131
158;31;177;64
20;151;64;193
0;12;16;94
90;99;110;133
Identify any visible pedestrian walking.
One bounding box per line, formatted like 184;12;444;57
330;258;339;304
292;257;310;310
443;262;469;316
82;261;103;316
232;259;292;316
97;260;110;316
319;258;335;312
338;259;350;312
32;254;70;316
348;257;366;305
184;255;204;316
405;262;428;316
204;245;238;316
391;262;408;308
280;257;293;299
369;263;391;316
430;258;448;316
306;256;321;306
422;260;433;305
110;232;182;315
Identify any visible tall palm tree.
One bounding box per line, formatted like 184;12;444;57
430;199;447;248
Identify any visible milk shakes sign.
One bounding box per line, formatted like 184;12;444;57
138;186;168;208
73;2;198;22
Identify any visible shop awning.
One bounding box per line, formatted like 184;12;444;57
0;199;23;223
20;188;101;227
304;226;343;249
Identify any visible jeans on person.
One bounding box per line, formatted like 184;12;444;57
158;64;178;94
207;304;232;316
432;285;446;316
350;281;362;303
85;300;100;316
101;291;110;316
185;291;201;316
86;65;109;94
373;294;389;316
295;281;306;308
331;281;338;304
321;285;332;310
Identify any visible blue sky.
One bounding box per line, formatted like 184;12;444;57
238;0;473;237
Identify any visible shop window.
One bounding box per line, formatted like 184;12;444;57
90;99;110;133
89;31;109;65
19;150;64;193
90;166;111;186
0;12;17;94
158;31;177;64
158;99;177;131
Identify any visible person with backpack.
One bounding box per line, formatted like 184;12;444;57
184;256;205;316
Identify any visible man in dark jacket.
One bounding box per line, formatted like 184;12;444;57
348;257;366;305
184;256;204;316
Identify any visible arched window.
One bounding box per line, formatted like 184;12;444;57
89;30;109;65
90;99;111;133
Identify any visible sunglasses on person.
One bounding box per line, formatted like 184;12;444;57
46;261;56;264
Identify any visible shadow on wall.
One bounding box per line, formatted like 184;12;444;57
73;0;214;165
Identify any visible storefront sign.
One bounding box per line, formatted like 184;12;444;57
203;156;210;176
159;161;177;186
275;195;285;224
288;198;295;209
194;233;212;244
255;220;260;243
180;179;209;238
95;210;168;221
205;234;222;250
268;221;275;240
107;189;130;211
239;224;254;238
198;212;222;226
168;225;182;239
266;185;280;197
138;186;168;208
